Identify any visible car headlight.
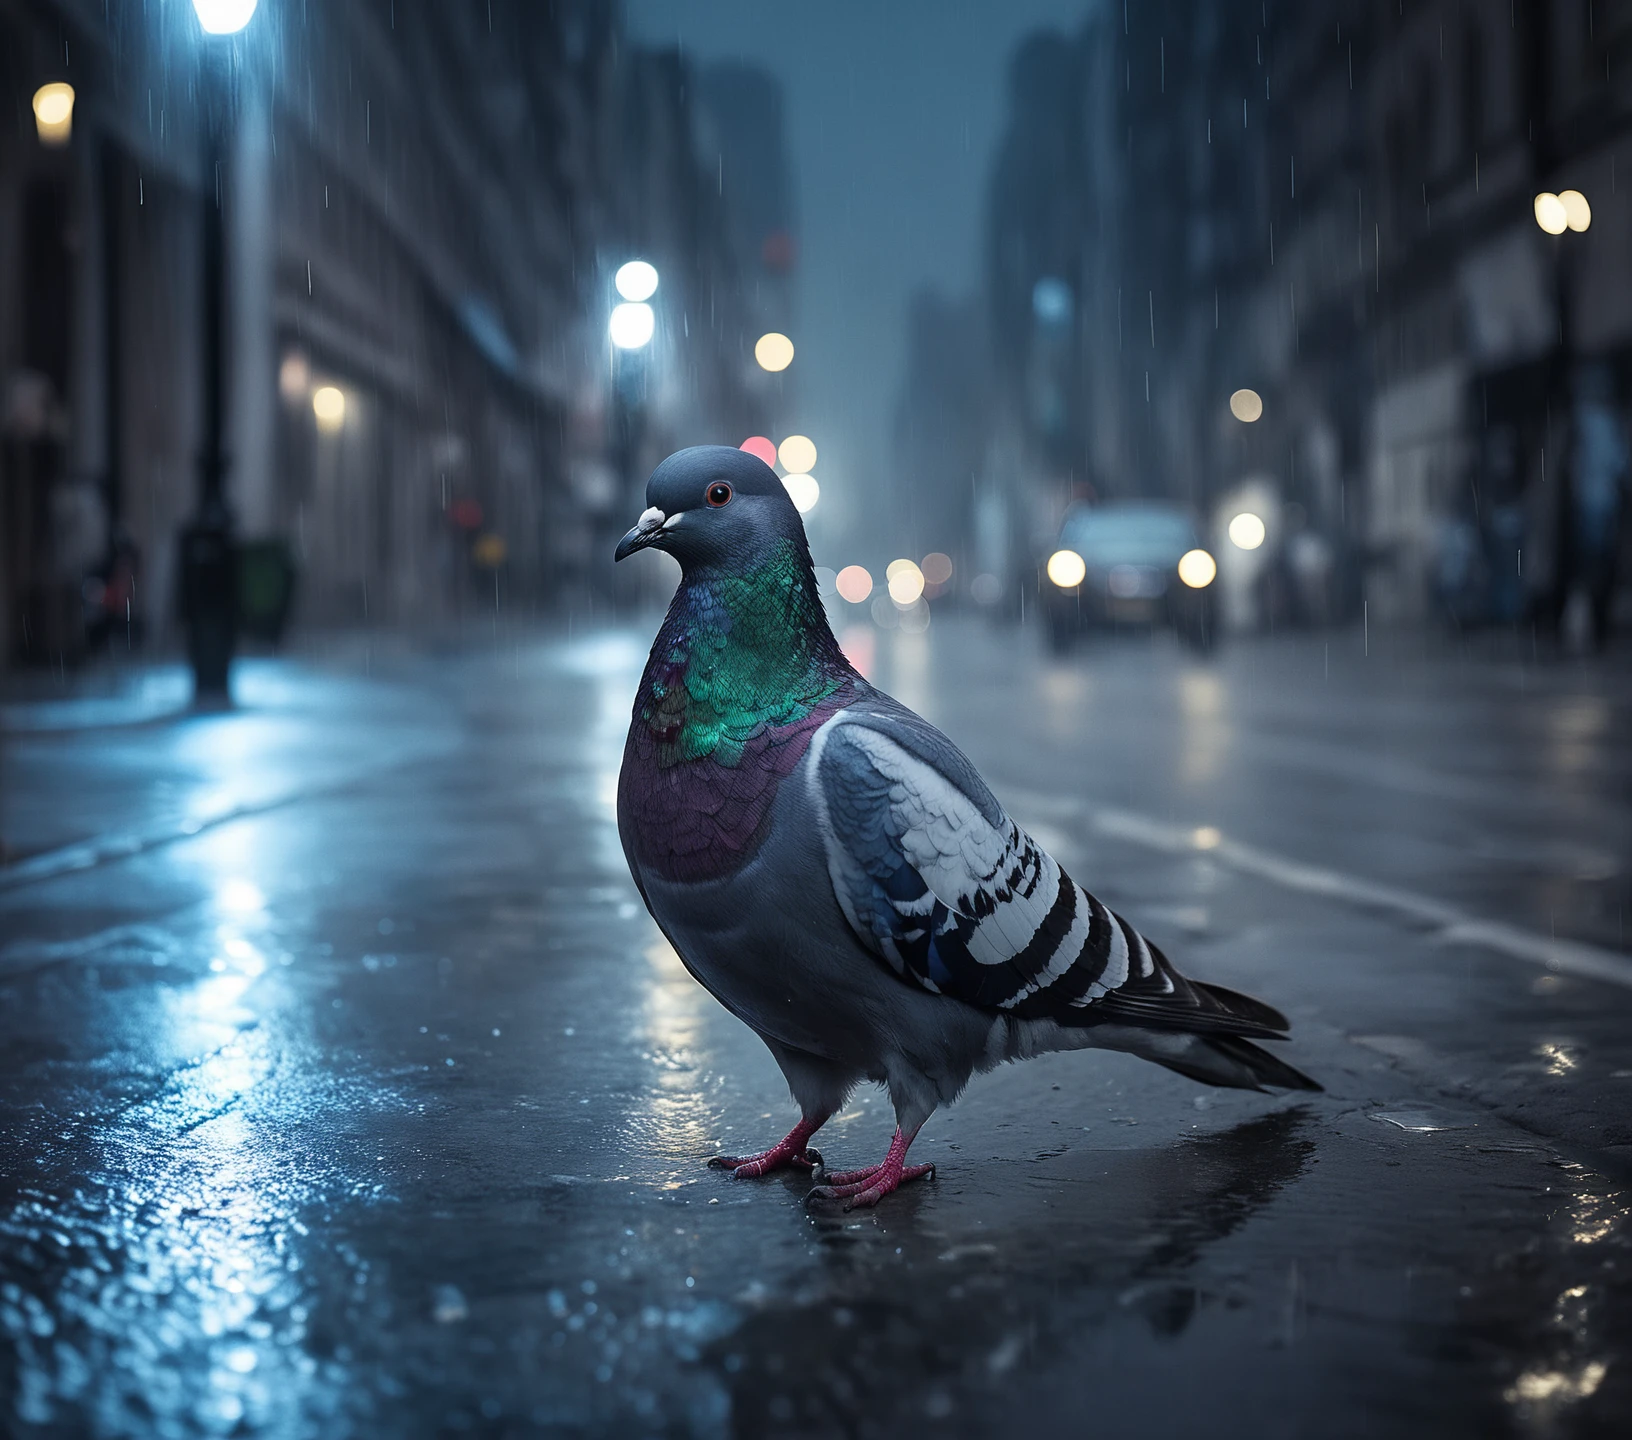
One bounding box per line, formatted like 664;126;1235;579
1046;550;1087;589
1177;549;1217;588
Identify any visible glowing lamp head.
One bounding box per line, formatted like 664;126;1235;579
192;0;259;35
1177;549;1217;588
32;83;74;145
614;260;659;302
1227;513;1266;550
312;385;346;432
1046;549;1087;589
755;332;795;372
610;302;655;349
1534;192;1569;235
1560;189;1591;232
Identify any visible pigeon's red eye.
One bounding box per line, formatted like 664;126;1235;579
705;482;733;508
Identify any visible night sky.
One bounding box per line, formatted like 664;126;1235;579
624;0;1093;561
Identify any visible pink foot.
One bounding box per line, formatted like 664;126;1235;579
708;1115;825;1179
807;1127;934;1210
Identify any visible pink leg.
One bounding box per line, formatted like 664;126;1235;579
708;1114;827;1178
806;1126;934;1210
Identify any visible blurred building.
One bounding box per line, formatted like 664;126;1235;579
977;0;1632;634
890;291;990;572
0;0;780;669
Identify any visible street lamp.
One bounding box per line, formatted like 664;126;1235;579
608;263;658;562
1535;189;1590;235
178;0;256;702
1532;188;1592;634
192;0;258;34
609;303;654;349
31;83;74;145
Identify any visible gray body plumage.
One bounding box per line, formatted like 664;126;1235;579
614;445;1315;1195
628;688;1311;1139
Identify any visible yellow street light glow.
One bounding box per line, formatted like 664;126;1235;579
312;385;346;431
778;434;817;473
1227;512;1266;550
1046;549;1087;589
835;565;873;603
614;260;659;301
609;301;655;349
921;552;954;585
886;559;925;606
1229;388;1263;422
755;332;795;372
1560;189;1591;232
1177;548;1217;588
32;83;74;145
781;473;819;513
1535;192;1569;235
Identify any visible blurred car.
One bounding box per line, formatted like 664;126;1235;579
1041;500;1219;653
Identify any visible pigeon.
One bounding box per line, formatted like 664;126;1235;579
615;445;1318;1209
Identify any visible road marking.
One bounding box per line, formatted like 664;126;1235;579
1002;785;1632;992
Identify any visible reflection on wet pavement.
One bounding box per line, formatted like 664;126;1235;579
3;627;1631;1434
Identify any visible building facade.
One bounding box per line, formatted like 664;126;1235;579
969;0;1632;634
0;0;784;668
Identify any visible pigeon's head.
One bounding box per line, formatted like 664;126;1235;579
613;445;808;574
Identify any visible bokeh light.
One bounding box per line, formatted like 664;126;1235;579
609;302;655;348
1228;512;1266;550
970;572;1003;606
781;473;819;513
1177;548;1218;587
312;386;346;432
778;435;817;473
835;565;873;603
32;83;74;145
921;552;954;585
886;558;925;606
1534;192;1569;235
1560;189;1591;232
193;0;259;34
739;436;777;466
1046;550;1086;589
614;260;659;301
1229;388;1263;422
755;332;795;371
278;351;310;403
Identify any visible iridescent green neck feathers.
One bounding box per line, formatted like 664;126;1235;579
636;540;850;768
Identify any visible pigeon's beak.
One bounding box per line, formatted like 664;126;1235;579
614;506;667;562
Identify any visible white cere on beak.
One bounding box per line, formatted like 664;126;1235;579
635;507;665;533
662;512;683;529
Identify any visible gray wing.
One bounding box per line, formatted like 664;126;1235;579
809;702;1290;1036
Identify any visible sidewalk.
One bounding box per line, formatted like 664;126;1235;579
0;647;465;879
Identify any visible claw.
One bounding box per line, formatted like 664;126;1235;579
707;1118;826;1179
804;1127;932;1209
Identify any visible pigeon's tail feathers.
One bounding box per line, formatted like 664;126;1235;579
1188;980;1290;1035
1137;1032;1323;1093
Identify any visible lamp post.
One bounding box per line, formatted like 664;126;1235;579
178;0;257;702
609;261;657;555
1532;188;1591;636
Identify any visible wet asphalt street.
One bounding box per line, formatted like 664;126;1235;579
3;618;1631;1438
